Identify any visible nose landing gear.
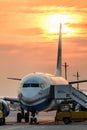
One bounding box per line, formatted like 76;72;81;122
30;112;38;124
17;108;29;123
25;112;29;123
17;109;38;124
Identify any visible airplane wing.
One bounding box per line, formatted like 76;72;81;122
69;80;87;84
3;97;19;103
7;77;21;81
4;78;21;103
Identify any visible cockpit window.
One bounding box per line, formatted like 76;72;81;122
23;84;30;88
31;83;39;87
23;83;39;88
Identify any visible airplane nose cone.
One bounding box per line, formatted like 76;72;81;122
21;88;40;103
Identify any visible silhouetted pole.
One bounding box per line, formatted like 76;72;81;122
73;72;80;90
62;62;69;80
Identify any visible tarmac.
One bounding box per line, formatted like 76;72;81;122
0;111;87;130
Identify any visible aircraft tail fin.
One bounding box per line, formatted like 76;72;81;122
55;23;62;77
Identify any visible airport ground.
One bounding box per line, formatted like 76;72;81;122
0;111;87;130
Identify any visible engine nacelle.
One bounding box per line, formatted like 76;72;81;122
0;99;10;117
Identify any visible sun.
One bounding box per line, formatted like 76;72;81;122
42;14;74;37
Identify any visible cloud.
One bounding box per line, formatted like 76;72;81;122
0;44;21;54
16;5;87;15
24;0;87;8
16;28;44;36
1;0;86;15
0;37;87;59
63;38;87;59
67;23;87;28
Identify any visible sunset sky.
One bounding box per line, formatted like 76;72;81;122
0;0;87;97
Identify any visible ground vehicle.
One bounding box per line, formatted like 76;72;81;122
0;101;5;125
55;103;87;124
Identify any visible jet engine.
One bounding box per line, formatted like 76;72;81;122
0;99;10;117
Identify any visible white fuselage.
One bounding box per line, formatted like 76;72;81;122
18;72;68;112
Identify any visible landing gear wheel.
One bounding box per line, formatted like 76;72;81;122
30;118;33;124
63;118;70;124
2;118;5;125
30;117;37;124
34;118;37;124
17;113;22;123
25;112;29;123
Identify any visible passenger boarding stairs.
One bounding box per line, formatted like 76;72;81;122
50;85;87;109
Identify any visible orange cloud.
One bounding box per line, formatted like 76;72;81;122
16;28;43;36
24;0;87;8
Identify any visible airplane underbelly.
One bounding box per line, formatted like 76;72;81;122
20;87;52;112
20;97;52;112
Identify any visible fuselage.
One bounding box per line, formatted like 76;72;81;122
18;72;68;113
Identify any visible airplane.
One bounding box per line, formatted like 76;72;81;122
4;24;87;124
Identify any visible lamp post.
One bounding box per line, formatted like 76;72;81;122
73;72;80;90
62;62;69;80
